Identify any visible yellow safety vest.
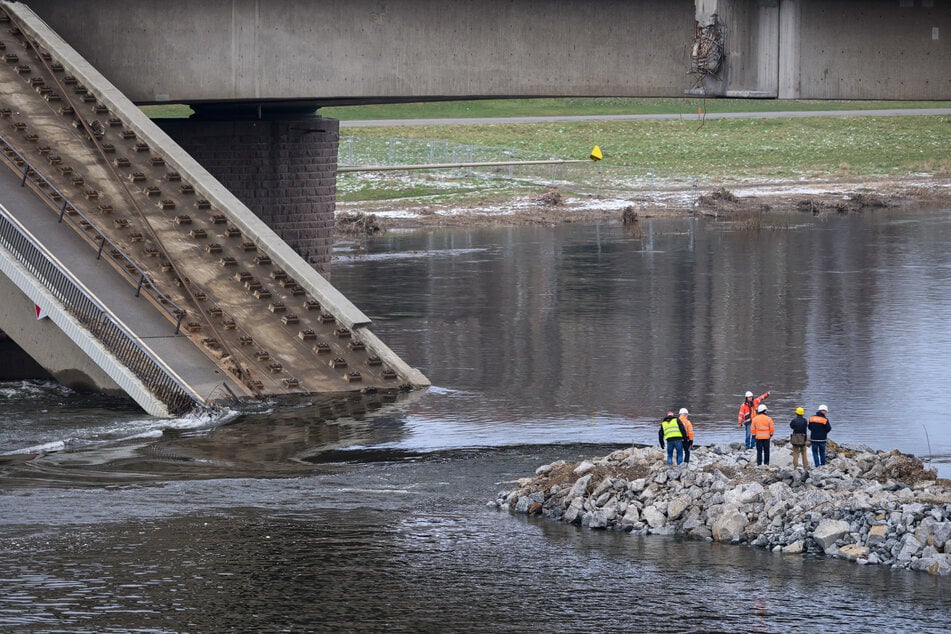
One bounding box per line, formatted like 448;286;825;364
662;419;683;440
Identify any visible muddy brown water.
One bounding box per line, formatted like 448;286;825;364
1;208;950;631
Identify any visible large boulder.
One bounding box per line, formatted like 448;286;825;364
642;505;667;529
567;474;592;500
897;534;923;562
932;522;951;550
667;495;692;521
813;519;851;551
573;461;595;476
712;508;749;542
925;554;951;576
838;544;870;561
588;507;617;529
866;524;888;547
620;505;641;526
563;497;584;524
724;482;765;507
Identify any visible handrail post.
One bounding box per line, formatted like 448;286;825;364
20;164;29;186
58;200;68;223
96;235;105;259
135;274;145;297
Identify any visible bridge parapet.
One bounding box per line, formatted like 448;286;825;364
0;204;199;416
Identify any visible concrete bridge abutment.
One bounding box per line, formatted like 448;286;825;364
158;112;339;278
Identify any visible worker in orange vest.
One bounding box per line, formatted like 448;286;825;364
678;408;694;463
808;405;831;466
750;403;774;466
738;390;769;449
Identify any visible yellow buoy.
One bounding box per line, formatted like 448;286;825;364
590;145;603;161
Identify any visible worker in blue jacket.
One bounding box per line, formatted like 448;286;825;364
807;405;831;466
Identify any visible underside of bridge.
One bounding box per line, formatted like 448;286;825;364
0;4;428;416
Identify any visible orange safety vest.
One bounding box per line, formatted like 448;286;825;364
680;415;694;440
738;392;769;425
750;413;774;440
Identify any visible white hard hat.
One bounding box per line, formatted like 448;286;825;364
818;404;828;412
757;404;768;413
745;391;754;398
679;408;688;415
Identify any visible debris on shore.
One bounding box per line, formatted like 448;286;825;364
335;211;383;235
493;442;951;576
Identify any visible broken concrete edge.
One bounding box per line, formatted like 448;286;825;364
354;326;430;388
0;230;178;417
4;2;371;330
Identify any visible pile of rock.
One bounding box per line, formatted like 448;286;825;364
493;442;951;576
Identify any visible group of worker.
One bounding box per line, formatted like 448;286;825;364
657;389;833;468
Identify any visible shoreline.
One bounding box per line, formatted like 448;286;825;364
494;441;951;576
335;175;951;232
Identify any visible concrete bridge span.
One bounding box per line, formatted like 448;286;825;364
20;0;951;106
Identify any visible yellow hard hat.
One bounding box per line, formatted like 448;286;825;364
795;407;805;415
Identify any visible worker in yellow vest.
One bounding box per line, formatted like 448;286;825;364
658;411;688;465
750;403;775;466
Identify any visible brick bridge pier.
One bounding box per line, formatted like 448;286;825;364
158;106;338;278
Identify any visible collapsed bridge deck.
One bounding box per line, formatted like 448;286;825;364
0;5;428;415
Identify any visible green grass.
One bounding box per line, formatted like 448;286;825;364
140;99;951;204
321;97;951;121
340;115;951;180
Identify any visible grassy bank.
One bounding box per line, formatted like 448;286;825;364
339;116;951;181
321;97;951;120
142;99;951;206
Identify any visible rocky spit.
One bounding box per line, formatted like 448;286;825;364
493;441;951;576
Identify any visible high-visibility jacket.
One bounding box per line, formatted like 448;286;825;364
751;413;774;440
661;418;684;440
738;392;769;425
808;414;830;441
680;414;694;440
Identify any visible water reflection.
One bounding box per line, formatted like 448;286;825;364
334;210;951;474
0;390;424;484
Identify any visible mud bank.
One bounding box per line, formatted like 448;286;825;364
493;442;951;576
336;176;951;232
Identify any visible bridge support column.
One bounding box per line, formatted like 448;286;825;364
158;113;339;277
694;0;780;98
778;0;802;99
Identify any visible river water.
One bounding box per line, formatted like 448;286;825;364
1;208;950;631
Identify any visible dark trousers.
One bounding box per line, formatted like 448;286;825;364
755;438;771;465
683;439;692;463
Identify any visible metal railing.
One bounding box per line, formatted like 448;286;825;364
0;205;201;415
0;132;187;333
